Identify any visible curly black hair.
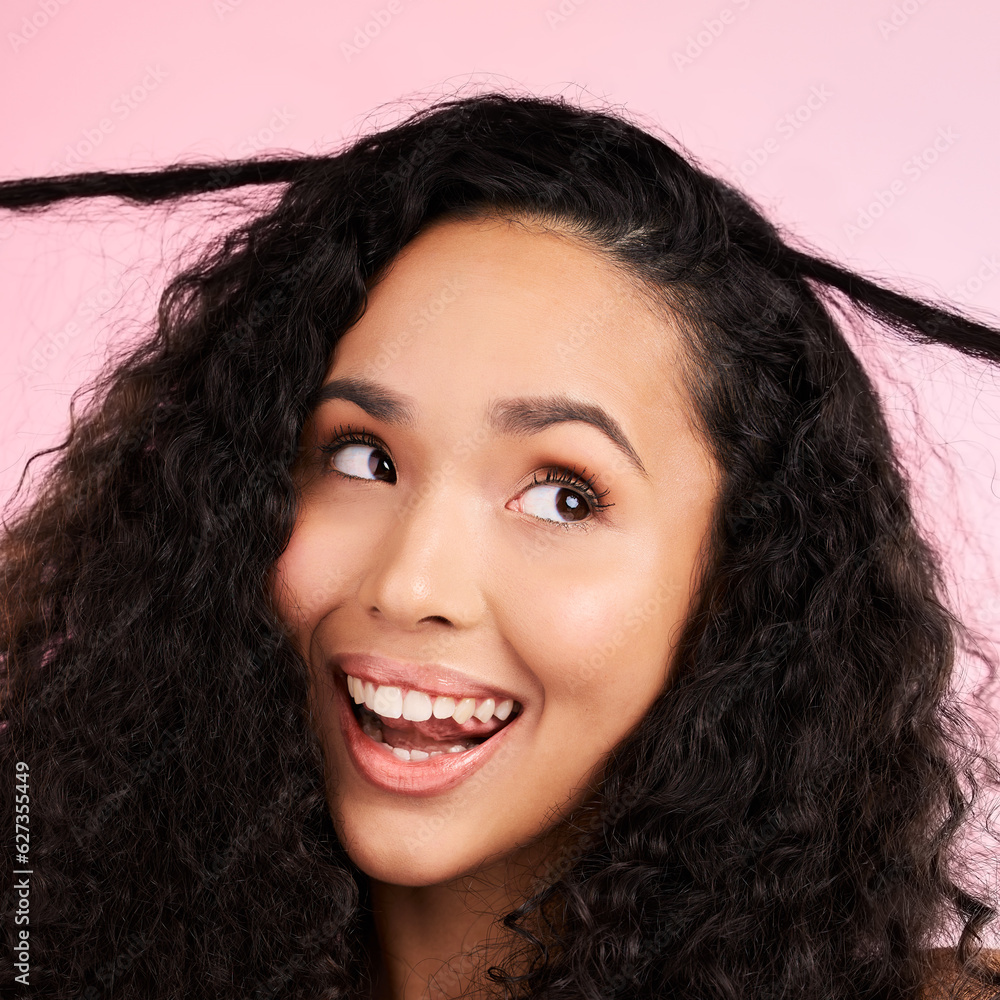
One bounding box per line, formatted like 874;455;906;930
1;91;999;999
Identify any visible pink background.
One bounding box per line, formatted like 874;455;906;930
2;0;998;913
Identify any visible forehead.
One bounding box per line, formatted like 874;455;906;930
329;216;698;453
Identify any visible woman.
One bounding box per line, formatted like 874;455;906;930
1;92;998;999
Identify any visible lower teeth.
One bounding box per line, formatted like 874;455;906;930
359;717;476;761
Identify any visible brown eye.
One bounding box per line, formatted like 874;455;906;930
520;483;591;523
328;443;396;483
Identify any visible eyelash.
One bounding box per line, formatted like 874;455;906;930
526;468;614;525
318;423;386;462
317;422;615;527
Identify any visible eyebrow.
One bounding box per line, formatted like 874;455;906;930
314;375;650;480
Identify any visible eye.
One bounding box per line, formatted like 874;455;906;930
521;483;589;523
516;468;613;526
319;426;396;483
331;444;395;482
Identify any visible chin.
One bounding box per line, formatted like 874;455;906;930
333;807;492;887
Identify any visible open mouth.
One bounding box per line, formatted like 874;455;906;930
346;680;522;762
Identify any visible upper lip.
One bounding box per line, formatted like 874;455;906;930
334;652;522;705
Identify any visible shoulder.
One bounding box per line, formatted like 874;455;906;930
920;947;1000;1000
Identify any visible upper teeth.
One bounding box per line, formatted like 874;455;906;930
346;675;515;725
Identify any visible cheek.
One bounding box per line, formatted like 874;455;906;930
504;544;688;718
270;516;354;636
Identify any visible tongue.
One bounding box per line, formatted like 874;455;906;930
380;728;478;752
364;705;508;750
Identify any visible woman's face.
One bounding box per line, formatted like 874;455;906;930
271;215;719;888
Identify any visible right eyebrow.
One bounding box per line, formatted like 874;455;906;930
313;375;417;426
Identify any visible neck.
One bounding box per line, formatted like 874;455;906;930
367;884;501;1000
364;821;588;1000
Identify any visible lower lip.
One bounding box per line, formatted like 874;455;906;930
335;671;521;797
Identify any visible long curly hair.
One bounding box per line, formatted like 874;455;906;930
2;91;999;999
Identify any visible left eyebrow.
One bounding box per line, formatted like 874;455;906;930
313;376;649;481
485;395;650;481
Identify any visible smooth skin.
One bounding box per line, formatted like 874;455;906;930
270;215;720;1000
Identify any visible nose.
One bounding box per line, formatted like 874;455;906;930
356;478;487;632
